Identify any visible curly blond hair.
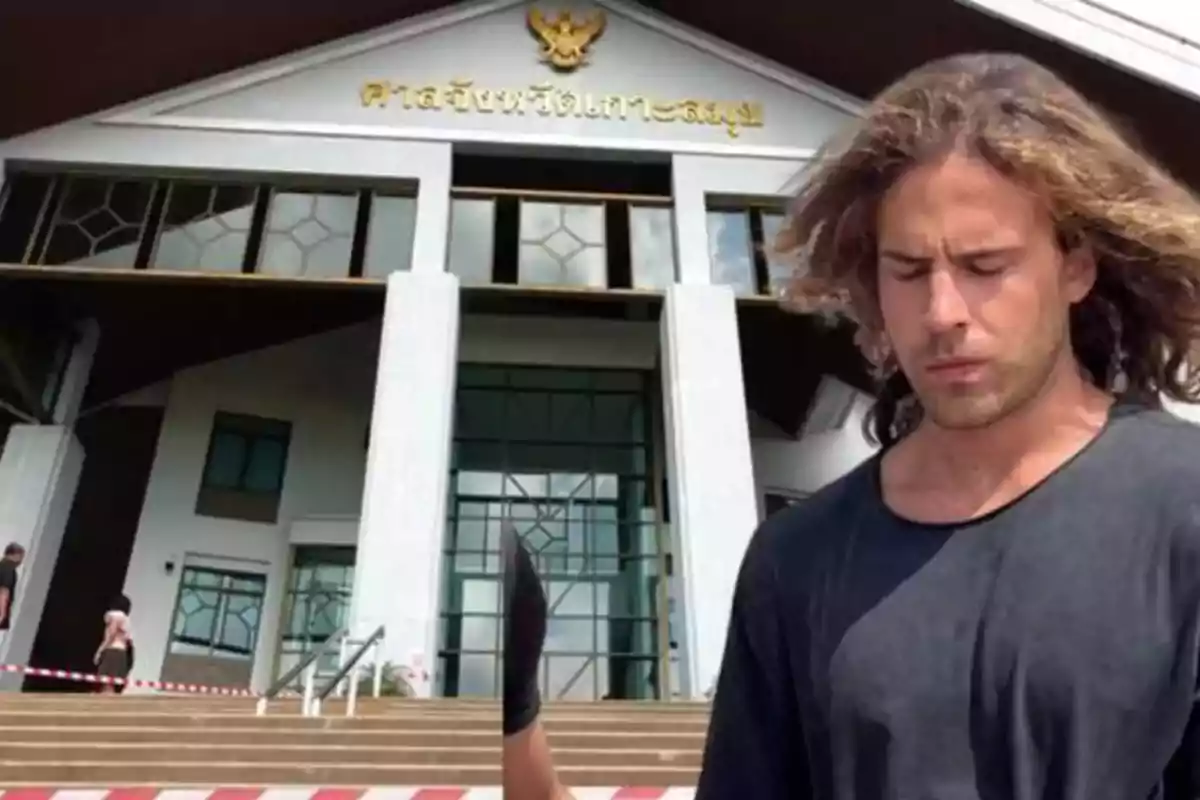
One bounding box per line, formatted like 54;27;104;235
777;53;1200;446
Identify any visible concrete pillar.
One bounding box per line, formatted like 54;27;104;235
0;426;84;680
0;319;97;685
350;271;459;697
660;284;759;698
408;145;452;277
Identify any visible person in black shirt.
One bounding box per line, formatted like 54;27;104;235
0;542;25;644
697;54;1200;799
502;526;570;800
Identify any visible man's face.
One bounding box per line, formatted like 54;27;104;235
8;552;22;567
875;153;1095;432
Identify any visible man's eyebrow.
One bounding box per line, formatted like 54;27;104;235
878;249;930;264
878;246;1021;263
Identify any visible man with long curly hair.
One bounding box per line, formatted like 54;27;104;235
696;53;1200;798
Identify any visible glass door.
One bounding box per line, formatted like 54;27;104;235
440;365;667;700
275;545;355;684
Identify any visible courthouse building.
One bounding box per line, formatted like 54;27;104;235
0;0;1197;698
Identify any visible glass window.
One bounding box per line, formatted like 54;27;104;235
518;202;607;289
448;198;495;285
196;412;292;524
169;567;266;660
363;194;416;278
759;210;795;296
258;190;357;279
707;205;792;296
628;206;675;289
153;181;257;273
39;176;155;269
706;210;756;296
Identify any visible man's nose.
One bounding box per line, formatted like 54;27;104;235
925;267;971;333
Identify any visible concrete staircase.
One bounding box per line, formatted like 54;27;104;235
540;699;707;787
0;694;707;788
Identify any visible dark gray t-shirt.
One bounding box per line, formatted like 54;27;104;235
697;404;1200;799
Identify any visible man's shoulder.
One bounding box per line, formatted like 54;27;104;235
751;458;878;564
0;561;16;587
1107;405;1200;485
1104;406;1200;574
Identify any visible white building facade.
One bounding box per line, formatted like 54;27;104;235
0;0;882;699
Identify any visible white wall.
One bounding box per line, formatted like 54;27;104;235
751;387;878;509
122;310;662;692
124;322;381;692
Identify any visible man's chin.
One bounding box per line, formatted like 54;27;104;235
922;394;1011;432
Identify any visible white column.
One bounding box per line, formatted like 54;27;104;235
660;284;760;698
670;157;712;285
0;319;97;685
408;144;452;276
0;426;84;682
350;270;459;697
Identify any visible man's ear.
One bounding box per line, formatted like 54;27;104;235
1063;243;1097;304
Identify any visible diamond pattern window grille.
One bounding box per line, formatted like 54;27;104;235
518;201;607;288
39;176;155;268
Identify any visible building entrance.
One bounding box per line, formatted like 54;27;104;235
275;545;355;683
441;365;668;700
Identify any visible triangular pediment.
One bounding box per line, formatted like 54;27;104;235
79;0;859;157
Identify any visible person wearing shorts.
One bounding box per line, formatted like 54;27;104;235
94;594;133;695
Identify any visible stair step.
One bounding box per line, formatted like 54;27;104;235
0;726;705;749
0;695;707;788
0;761;699;786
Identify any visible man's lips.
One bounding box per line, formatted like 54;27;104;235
925;359;988;376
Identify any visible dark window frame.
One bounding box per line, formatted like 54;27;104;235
168;565;267;658
705;200;789;296
0;169;418;278
196;411;293;524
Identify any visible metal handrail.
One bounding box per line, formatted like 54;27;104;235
255;627;347;717
310;624;386;718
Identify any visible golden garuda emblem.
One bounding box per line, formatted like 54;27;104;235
527;7;607;72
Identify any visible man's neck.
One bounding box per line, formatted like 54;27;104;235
889;361;1114;512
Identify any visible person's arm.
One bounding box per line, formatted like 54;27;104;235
503;719;572;800
695;526;810;799
502;528;571;800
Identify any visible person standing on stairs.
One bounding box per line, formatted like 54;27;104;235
502;525;572;800
0;542;25;650
94;593;133;695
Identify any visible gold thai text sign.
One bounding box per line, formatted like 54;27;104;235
359;79;764;139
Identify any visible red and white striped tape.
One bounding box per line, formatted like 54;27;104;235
0;664;280;697
0;790;697;800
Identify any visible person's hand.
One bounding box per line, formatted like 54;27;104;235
503;526;547;736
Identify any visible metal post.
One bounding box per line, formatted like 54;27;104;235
337;636;350;698
301;660;316;717
372;640;384;699
347;658;361;718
